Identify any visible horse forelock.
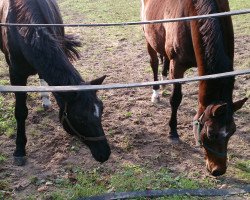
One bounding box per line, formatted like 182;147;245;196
194;0;233;74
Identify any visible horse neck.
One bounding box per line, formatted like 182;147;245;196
9;0;83;87
190;0;234;109
9;0;84;104
37;52;83;86
32;36;84;104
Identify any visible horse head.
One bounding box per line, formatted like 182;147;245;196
194;98;247;176
59;76;111;163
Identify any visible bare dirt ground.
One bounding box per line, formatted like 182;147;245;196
0;10;249;200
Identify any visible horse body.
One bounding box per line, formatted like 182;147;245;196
142;0;247;176
0;0;110;165
142;0;195;65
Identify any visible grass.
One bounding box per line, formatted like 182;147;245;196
125;111;133;118
53;2;249;198
229;0;250;35
58;0;250;38
58;0;142;45
0;79;9;85
59;0;140;23
0;153;7;164
0;95;16;137
0;0;248;199
35;164;215;200
234;160;250;181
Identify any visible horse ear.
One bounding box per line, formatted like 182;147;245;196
90;75;106;85
233;98;248;112
211;103;227;117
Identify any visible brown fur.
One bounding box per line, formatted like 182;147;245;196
142;0;247;176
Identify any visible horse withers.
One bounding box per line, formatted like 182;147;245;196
141;0;248;176
0;0;110;165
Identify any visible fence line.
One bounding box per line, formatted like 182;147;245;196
0;69;249;93
79;185;250;200
0;9;249;27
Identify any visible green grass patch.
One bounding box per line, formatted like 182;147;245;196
235;160;250;181
110;164;201;191
230;0;250;10
45;164;215;200
58;0;143;44
229;0;250;35
0;95;15;137
59;0;140;23
59;0;250;38
0;79;9;85
125;111;132;118
162;90;171;97
0;153;7;164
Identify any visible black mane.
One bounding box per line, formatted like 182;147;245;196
8;0;83;86
194;0;234;103
194;0;233;74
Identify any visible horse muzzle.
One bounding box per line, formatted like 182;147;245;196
87;140;111;163
206;160;227;176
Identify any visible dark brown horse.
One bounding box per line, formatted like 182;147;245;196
0;0;111;165
141;0;247;176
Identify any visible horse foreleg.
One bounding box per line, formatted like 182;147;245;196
13;92;28;165
10;70;28;166
169;83;182;140
161;56;170;90
168;61;184;140
147;43;160;103
39;78;51;109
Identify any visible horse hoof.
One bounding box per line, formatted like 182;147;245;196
168;135;180;143
13;156;27;166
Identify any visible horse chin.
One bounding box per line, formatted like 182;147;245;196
87;141;111;163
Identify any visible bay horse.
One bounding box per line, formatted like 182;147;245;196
141;0;248;176
0;0;111;165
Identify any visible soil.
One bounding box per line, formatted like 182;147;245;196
0;9;249;200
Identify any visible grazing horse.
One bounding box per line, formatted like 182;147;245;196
0;0;111;165
141;0;247;176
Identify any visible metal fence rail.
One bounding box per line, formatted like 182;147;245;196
0;4;249;200
0;9;249;27
0;9;249;93
79;185;250;200
0;69;249;93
